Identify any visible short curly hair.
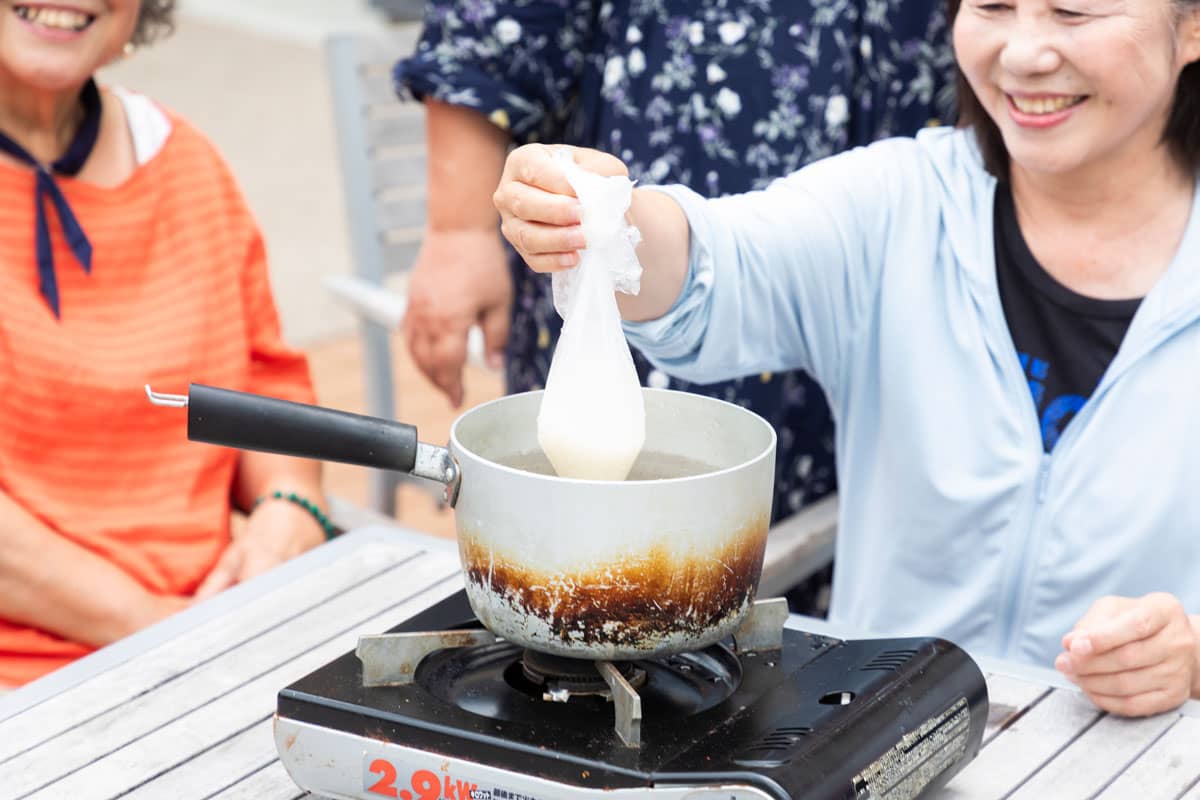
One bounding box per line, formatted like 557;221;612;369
131;0;176;47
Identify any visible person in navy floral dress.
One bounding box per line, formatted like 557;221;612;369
394;1;955;614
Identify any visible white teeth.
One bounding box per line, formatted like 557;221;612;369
12;5;93;32
1011;95;1084;115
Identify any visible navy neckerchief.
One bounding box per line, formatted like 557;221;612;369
0;78;102;319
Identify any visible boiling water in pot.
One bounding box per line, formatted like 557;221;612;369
499;449;718;480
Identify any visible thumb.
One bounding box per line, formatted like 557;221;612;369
479;303;510;371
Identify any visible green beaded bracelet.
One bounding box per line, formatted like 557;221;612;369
254;490;338;541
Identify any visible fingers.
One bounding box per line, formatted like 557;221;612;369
495;144;630;272
1056;594;1198;716
404;288;468;407
502;144;578;196
478;302;510;370
193;544;243;601
1081;686;1184;718
494;177;582;227
402;228;513;400
499;142;627;195
407;325;467;407
498;217;584;272
516;246;581;273
230;502;326;585
1063;595;1129;651
1060;659;1176;698
430;328;468;407
499;201;586;250
1056;637;1161;678
1066;594;1179;657
572;147;632;178
237;545;284;584
495;184;586;272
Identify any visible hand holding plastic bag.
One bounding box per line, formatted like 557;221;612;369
537;151;645;480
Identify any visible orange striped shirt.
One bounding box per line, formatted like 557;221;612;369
0;105;315;685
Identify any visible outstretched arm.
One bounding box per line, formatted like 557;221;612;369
495;136;909;389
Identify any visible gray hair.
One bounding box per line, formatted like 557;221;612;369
132;0;177;47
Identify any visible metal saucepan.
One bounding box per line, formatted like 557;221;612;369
147;384;776;660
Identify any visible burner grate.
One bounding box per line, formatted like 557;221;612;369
413;639;744;747
351;597;788;749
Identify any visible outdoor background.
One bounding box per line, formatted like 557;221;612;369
100;0;503;539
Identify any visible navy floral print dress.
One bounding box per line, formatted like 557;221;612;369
396;0;955;614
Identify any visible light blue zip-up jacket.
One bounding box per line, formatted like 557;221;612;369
624;126;1200;668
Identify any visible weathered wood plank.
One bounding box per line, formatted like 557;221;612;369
981;674;1051;746
0;539;425;766
121;717;277;799
1094;716;1200;800
10;555;461;798
937;688;1100;799
1008;710;1178;800
25;569;462;799
209;759;309;799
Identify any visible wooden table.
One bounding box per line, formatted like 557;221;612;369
1;526;1197;800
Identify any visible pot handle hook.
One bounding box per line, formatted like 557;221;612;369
145;384;461;506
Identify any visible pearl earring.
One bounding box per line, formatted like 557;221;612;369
123;42;136;58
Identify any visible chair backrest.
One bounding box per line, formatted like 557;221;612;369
327;32;426;290
325;31;426;514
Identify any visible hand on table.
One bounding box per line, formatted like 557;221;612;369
1055;593;1200;716
404;227;512;408
192;497;326;602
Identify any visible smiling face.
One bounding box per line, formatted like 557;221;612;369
953;0;1200;180
0;1;140;93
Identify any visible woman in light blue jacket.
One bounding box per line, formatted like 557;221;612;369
493;0;1200;716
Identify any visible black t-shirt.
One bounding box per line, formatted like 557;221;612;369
993;183;1142;451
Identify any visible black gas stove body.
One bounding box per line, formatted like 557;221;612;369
277;591;988;800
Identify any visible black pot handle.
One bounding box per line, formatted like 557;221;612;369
146;383;462;505
151;383;419;472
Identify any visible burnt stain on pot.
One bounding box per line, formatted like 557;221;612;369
459;514;769;649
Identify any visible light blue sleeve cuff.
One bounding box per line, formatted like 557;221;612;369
621;184;716;370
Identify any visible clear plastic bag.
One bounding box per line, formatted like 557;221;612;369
536;152;645;480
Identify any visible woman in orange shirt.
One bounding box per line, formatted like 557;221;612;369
0;1;330;686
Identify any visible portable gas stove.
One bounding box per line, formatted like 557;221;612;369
274;591;988;800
